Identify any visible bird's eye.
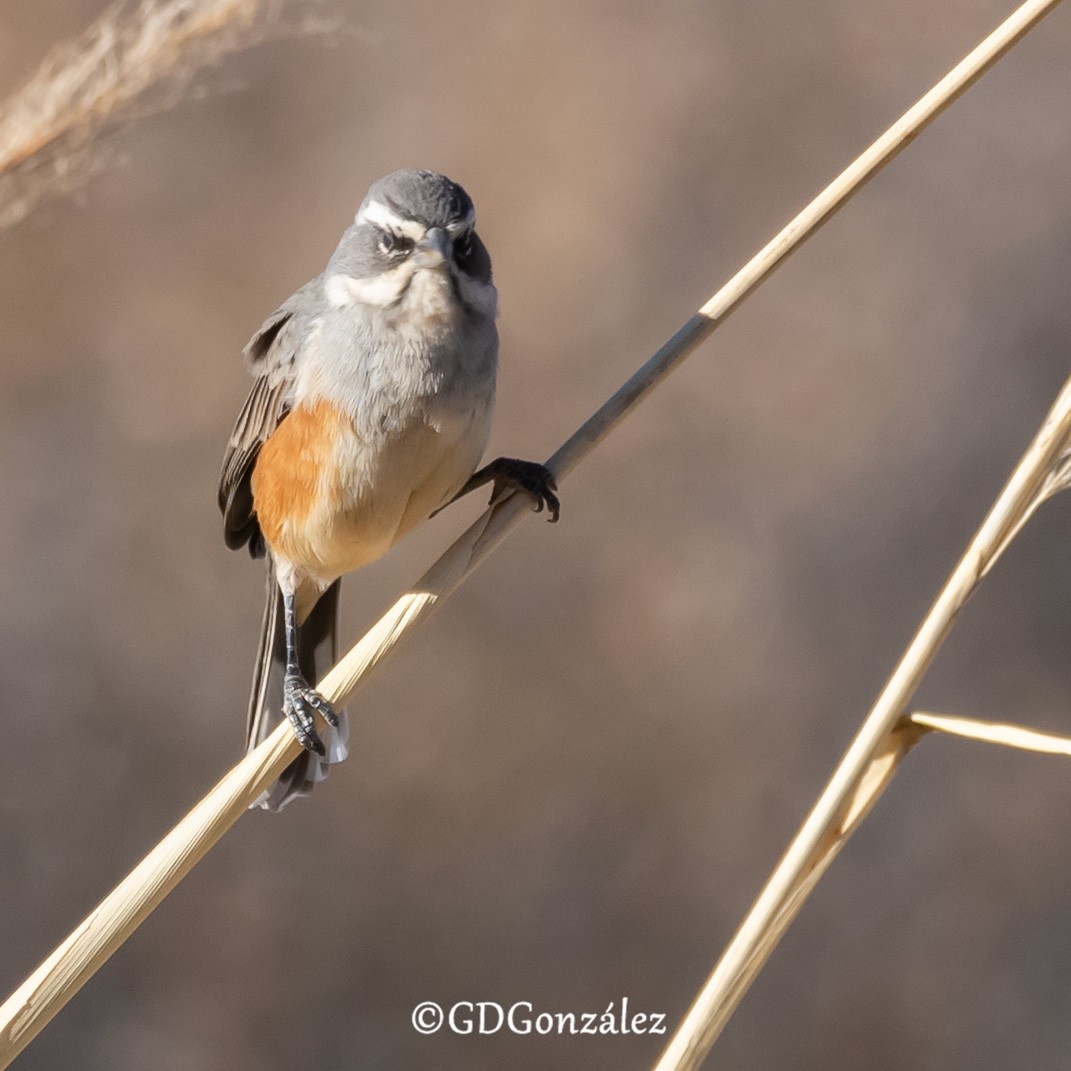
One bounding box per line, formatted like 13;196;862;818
379;230;413;257
453;232;473;265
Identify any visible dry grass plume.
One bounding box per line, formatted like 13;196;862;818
0;0;351;228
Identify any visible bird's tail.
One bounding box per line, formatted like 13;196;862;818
246;562;349;811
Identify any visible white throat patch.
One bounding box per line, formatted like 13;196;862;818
326;267;410;309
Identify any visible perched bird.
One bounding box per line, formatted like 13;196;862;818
219;169;558;810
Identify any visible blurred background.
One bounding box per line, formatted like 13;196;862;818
2;1;1071;1067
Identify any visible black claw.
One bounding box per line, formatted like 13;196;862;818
285;705;325;755
297;724;327;757
284;674;336;754
486;458;561;523
436;456;561;521
306;690;340;728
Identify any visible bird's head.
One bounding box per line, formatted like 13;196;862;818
325;169;496;320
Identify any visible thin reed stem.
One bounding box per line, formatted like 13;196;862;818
651;376;1071;1069
0;0;1063;1065
910;711;1071;755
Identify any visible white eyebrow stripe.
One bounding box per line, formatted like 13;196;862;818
356;200;426;240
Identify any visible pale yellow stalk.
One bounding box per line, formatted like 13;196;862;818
910;711;1071;756
651;377;1071;1071
0;0;1064;1065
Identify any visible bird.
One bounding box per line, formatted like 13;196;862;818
218;169;559;810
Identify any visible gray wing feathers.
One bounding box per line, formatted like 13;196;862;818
218;280;321;552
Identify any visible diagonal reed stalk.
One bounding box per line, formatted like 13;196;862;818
652;374;1071;1071
0;0;1064;1065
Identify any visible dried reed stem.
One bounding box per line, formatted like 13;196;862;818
0;0;1063;1064
910;711;1071;755
651;377;1071;1070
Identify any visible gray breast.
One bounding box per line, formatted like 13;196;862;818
302;287;498;443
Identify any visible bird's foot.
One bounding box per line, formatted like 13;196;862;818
485;458;560;522
283;672;340;756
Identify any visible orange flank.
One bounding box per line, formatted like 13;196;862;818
252;400;353;561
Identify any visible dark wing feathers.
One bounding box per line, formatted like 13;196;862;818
243;296;299;365
218;282;319;554
218;374;290;552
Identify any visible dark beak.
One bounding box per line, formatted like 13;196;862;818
412;226;452;268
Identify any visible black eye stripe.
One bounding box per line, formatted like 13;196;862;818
454;239;482;279
452;233;473;264
448;229;491;283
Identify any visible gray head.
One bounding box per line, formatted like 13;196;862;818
324;169;495;318
364;169;475;235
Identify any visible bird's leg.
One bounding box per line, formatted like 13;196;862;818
281;590;339;756
434;457;560;522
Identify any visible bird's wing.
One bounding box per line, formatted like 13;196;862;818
218;281;319;554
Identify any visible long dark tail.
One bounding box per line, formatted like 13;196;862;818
246;562;346;811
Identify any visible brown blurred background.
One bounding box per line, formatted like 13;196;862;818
2;1;1071;1068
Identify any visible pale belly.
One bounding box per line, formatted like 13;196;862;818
253;397;491;583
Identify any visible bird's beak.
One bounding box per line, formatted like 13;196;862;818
412;227;452;269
